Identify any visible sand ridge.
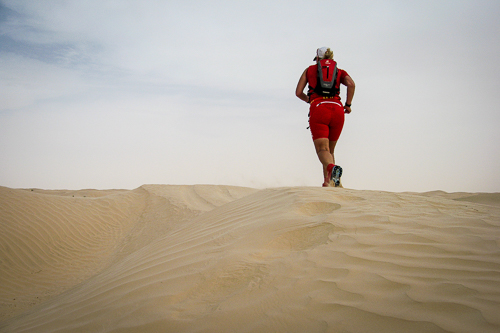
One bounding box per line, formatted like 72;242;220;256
0;186;149;320
1;185;499;333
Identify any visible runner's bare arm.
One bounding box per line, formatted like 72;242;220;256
295;69;309;103
342;75;355;113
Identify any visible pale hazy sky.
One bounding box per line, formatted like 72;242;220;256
1;0;499;192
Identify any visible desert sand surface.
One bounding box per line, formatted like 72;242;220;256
1;184;499;333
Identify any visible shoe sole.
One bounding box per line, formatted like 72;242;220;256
331;165;342;187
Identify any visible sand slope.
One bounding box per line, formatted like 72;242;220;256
1;185;499;333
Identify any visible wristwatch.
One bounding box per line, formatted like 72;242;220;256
345;103;351;107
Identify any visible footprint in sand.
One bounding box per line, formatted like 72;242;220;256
265;223;336;253
296;202;341;216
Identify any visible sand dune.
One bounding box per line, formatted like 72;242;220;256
1;185;499;333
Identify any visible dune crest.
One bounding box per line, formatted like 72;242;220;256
1;185;499;333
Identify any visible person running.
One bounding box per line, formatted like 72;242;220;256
295;47;355;187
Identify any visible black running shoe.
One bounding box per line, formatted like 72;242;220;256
331;165;343;187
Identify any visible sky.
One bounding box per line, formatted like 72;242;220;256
1;0;499;193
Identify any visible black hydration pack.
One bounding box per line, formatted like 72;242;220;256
314;59;339;97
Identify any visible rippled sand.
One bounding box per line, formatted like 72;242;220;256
1;185;499;333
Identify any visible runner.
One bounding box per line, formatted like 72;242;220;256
295;47;355;187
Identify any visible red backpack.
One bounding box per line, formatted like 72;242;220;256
311;59;340;97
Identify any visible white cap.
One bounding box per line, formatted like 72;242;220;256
317;47;328;58
314;47;328;61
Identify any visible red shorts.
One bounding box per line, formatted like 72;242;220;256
308;100;345;141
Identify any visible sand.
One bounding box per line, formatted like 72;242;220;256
0;184;499;333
